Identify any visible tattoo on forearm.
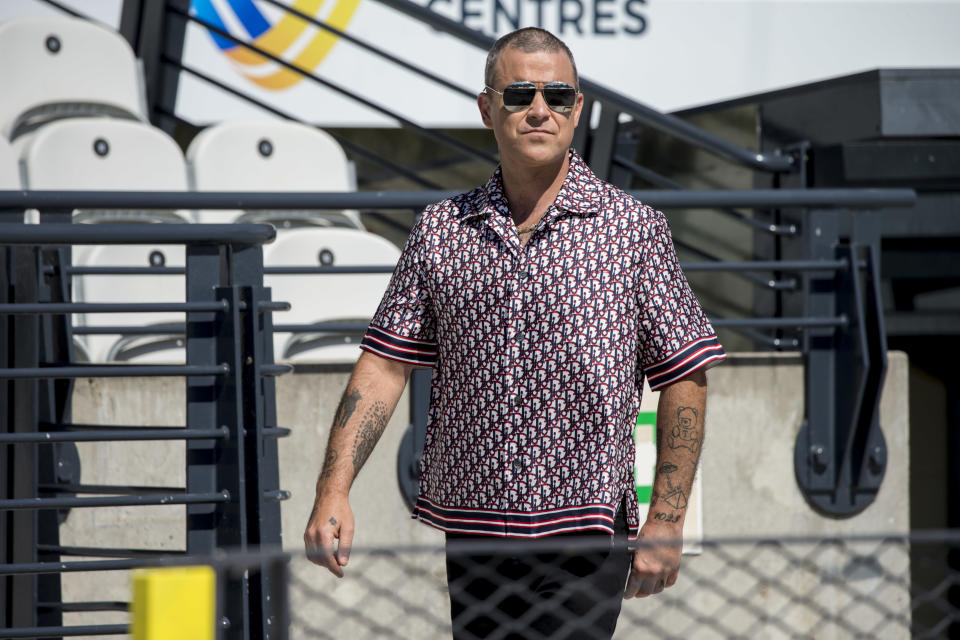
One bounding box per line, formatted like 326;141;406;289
653;511;680;523
650;491;659;509
658;461;688;510
352;401;388;473
318;448;339;480
667;406;701;453
333;388;362;431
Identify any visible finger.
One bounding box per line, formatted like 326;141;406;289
337;520;354;567
320;529;344;578
624;568;654;599
637;578;658;598
665;571;678;588
303;528;334;573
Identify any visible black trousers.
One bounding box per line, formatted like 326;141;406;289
444;507;631;640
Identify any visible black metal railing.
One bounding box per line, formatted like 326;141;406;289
1;210;289;638
284;531;960;639
0;170;918;636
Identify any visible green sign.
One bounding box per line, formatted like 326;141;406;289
634;411;657;505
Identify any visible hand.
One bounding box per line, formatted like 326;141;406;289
624;522;682;598
303;493;354;578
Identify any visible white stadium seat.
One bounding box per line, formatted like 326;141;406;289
74;245;186;364
264;227;400;363
186;120;362;228
19;118;192;362
20;117;190;223
0;17;146;141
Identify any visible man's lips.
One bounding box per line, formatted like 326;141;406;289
523;129;553;135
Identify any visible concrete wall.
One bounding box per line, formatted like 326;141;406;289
60;352;910;637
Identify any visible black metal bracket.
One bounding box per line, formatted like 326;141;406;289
796;243;888;516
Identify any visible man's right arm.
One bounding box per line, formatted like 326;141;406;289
303;350;416;577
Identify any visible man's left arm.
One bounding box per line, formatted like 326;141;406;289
624;369;707;599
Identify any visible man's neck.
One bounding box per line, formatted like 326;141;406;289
500;151;571;226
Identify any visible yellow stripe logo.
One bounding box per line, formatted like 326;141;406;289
193;0;362;90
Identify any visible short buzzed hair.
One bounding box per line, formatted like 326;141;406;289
484;28;579;91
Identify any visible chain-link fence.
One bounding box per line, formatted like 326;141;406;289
288;532;960;639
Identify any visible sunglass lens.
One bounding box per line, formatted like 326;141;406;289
543;84;578;111
502;84;536;110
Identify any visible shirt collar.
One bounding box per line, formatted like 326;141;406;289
460;149;604;223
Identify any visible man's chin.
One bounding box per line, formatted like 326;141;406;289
510;145;568;169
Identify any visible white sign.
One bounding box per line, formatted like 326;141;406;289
175;0;960;127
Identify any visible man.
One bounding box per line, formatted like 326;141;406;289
304;27;725;638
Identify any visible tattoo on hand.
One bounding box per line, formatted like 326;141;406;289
329;516;337;526
653;511;680;523
352;401;388;473
667;406;701;453
650;491;659;509
333;388;362;431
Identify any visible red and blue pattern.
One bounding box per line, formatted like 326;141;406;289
360;150;725;539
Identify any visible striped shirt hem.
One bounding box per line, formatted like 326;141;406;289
360;324;438;367
645;334;726;391
412;497;620;538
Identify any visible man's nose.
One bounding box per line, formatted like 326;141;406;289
525;89;551;119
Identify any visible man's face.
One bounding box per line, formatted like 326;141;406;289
478;47;583;169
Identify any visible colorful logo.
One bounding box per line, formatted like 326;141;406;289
191;0;361;90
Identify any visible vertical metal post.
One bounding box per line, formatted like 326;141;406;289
5;246;41;631
796;208;841;501
186;243;250;639
796;209;888;516
265;556;290;640
136;0;191;131
572;94;595;157
231;242;284;639
588;103;619;181
0;211;17;629
35;210;75;631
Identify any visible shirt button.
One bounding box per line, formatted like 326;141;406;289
519;269;530;280
513;460;523;473
512;395;523;407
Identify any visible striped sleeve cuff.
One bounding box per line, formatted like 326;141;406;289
645;335;726;391
359;324;438;367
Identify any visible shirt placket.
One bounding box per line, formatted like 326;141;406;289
506;219;552;506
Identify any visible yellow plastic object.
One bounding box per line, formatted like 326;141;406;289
131;565;216;640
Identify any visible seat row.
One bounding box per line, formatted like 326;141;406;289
1;117;361;228
0;17;401;364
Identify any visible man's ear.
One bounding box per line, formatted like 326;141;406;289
478;92;494;129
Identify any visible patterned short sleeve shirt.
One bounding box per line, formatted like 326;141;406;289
360;150;725;538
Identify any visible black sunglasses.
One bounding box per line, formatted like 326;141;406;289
485;81;579;114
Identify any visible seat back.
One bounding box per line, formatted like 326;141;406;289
0;17;146;141
20;117;190;223
20;119;191;362
186;120;360;227
264;228;400;362
73;244;186;363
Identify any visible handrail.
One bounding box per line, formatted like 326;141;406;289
167;5;499;167
0;222;275;245
368;0;795;173
0;189;916;211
